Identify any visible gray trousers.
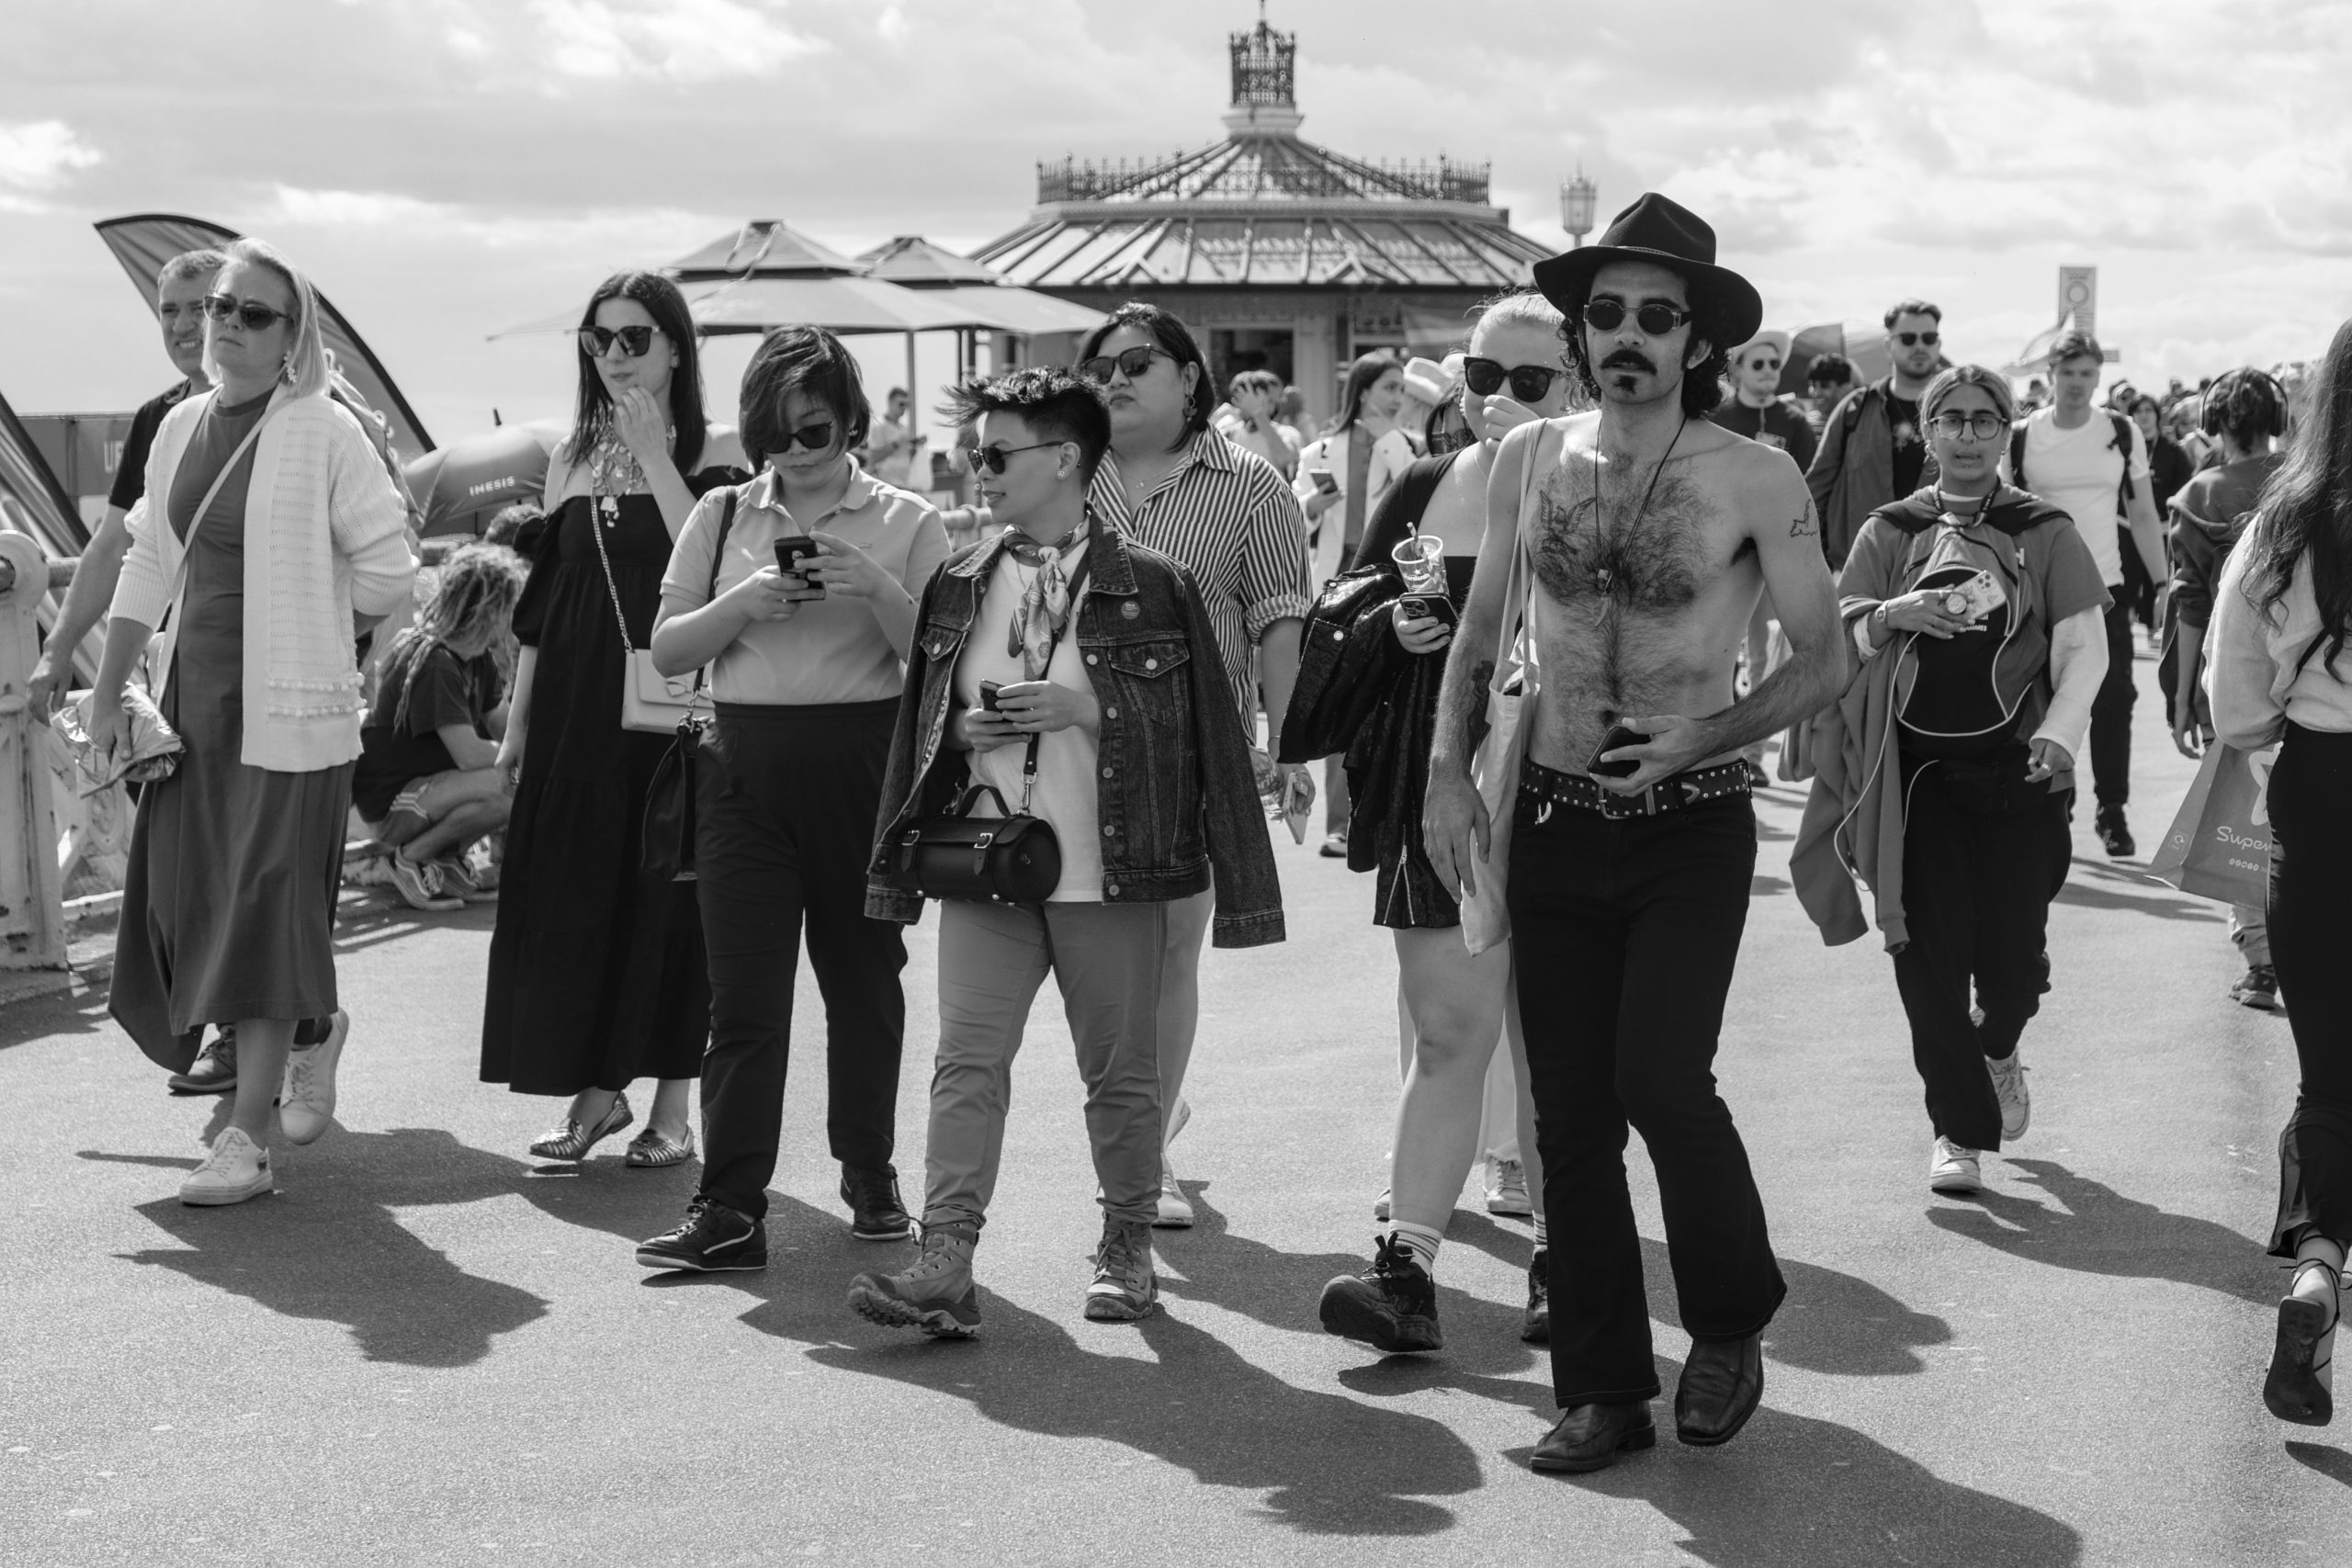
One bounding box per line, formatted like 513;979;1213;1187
925;899;1169;1232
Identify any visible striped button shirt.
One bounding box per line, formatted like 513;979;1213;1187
1088;429;1313;739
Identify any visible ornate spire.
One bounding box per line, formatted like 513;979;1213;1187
1223;5;1302;136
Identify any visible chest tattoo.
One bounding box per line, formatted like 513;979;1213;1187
1532;465;1716;612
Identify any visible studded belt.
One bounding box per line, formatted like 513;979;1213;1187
1519;759;1754;822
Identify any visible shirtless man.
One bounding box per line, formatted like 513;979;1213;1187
1422;194;1849;1473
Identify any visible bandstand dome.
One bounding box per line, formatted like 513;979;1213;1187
971;11;1554;426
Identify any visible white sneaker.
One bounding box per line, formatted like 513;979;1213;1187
1153;1156;1194;1228
1484;1156;1532;1217
1986;1052;2030;1141
280;1011;348;1146
182;1127;273;1206
1928;1135;1983;1195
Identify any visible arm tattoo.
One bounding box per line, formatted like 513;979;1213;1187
1789;512;1817;537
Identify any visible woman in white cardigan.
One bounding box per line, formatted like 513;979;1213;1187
88;238;415;1207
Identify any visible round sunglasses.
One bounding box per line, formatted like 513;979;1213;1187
1582;299;1693;337
1463;356;1564;403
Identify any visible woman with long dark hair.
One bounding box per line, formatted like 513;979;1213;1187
2210;317;2352;1427
481;271;748;1170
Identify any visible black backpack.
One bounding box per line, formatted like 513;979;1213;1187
2008;411;2137;519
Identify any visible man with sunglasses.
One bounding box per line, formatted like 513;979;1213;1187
1421;193;1849;1472
1804;299;1945;570
1711;331;1816;474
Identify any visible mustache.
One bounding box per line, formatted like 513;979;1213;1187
1600;350;1656;373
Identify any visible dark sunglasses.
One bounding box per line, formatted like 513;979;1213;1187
202;294;294;332
967;440;1063;475
1582;299;1692;336
1077;345;1170;384
1744;356;1783;372
1929;410;2005;441
1462;356;1563;403
1894;331;1941;347
579;324;661;358
774;421;835;453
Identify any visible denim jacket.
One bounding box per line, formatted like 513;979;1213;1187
865;520;1285;948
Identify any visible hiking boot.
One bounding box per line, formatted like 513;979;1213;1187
1928;1136;1984;1196
849;1224;982;1337
1522;1247;1551;1344
840;1163;915;1242
1085;1218;1159;1322
181;1127;272;1207
386;854;462;912
1985;1050;2030;1142
2232;964;2281;1011
1318;1235;1442;1353
2095;807;2135;859
167;1028;237;1095
279;1012;348;1146
636;1197;767;1272
1484;1156;1532;1217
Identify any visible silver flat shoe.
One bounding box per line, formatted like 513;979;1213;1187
624;1126;696;1168
529;1092;633;1161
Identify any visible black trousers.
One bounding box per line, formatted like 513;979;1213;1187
1508;767;1785;1406
2089;599;2136;811
2268;722;2352;1256
695;700;906;1222
1891;753;2073;1151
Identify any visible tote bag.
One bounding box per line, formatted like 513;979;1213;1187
2148;740;2274;907
1459;423;1548;956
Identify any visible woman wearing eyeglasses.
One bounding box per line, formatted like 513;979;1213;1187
91;239;416;1205
1303;290;1567;1355
631;325;947;1272
480;271;748;1172
1795;366;2109;1198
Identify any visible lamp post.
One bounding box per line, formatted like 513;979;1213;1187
1559;167;1598;247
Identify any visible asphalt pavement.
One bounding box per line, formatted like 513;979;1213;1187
5;647;2349;1566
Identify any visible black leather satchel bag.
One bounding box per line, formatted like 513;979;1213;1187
887;779;1063;903
640;491;736;882
887;552;1087;905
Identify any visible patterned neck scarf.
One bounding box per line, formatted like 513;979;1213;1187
1001;516;1090;681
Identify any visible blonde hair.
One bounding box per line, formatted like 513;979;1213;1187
383;545;527;733
1473;288;1566;343
212;237;330;399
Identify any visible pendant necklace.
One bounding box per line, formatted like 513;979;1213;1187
1590;413;1688;595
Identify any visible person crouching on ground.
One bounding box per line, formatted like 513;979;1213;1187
352;544;524;910
1796;365;2109;1196
848;367;1284;1337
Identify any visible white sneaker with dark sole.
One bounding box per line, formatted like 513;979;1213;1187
1928;1136;1983;1195
182;1128;273;1206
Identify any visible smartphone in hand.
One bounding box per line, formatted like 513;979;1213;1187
1308;468;1339;495
978;680;1002;712
774;536;825;596
1587;721;1650;780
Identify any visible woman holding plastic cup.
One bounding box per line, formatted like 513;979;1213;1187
1311;290;1575;1358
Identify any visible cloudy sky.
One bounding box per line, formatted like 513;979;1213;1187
5;0;2348;451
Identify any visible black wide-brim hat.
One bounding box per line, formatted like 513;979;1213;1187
1532;191;1764;352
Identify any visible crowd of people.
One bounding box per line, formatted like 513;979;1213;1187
59;188;2352;1470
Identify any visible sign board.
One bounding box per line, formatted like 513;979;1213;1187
2058;265;2098;341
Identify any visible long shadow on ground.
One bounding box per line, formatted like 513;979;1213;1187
84;1122;697;1366
659;1195;1487;1536
1523;1359;2083;1567
1926;1157;2269;1306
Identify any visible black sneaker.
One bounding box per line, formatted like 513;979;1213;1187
840;1163;914;1242
1317;1235;1442;1353
636;1197;767;1271
2232;964;2282;1011
2095;807;2134;858
167;1028;237;1095
1522;1247;1551;1345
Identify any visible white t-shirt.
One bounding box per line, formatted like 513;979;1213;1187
956;544;1103;902
2005;409;2150;587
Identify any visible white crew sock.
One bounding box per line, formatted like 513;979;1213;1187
1389;1223;1443;1278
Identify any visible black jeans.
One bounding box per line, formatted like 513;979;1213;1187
1892;752;2073;1151
2268;722;2352;1256
696;700;906;1222
1508;765;1785;1406
2089;599;2136;812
